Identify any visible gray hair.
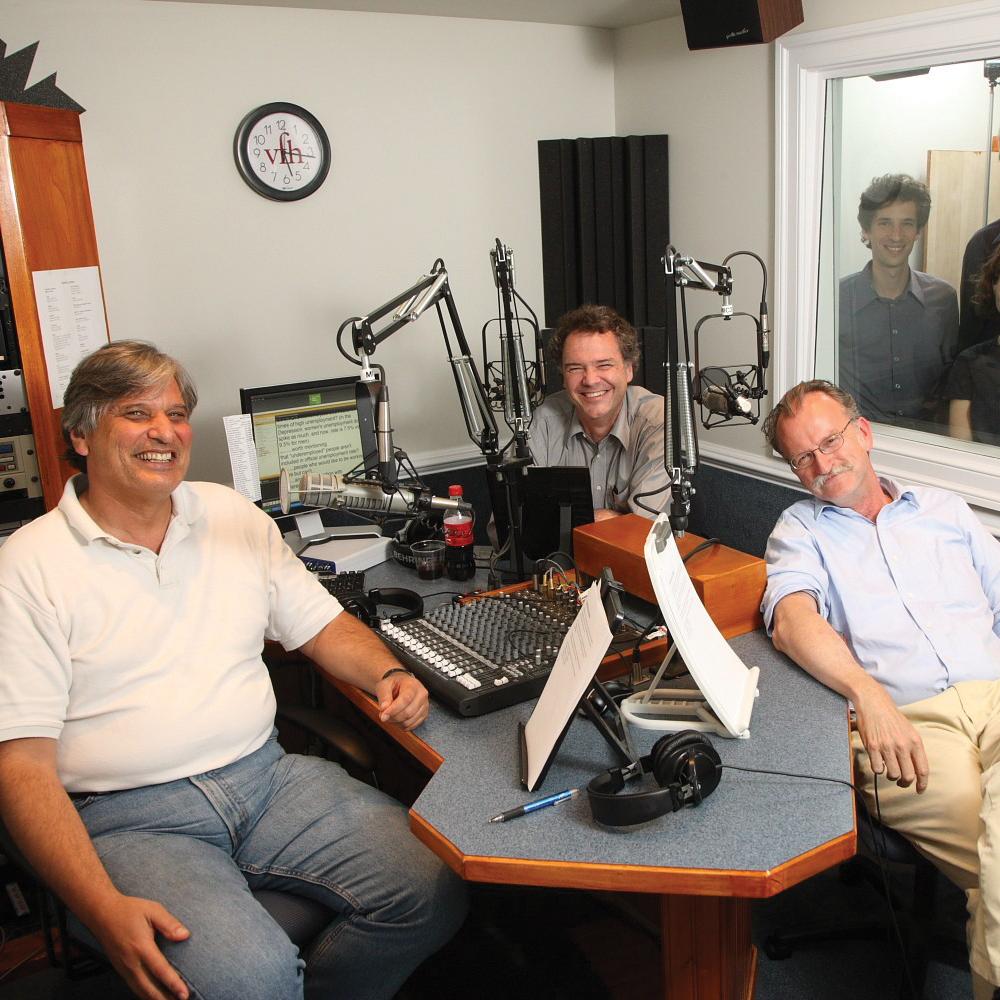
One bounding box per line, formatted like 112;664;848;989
762;380;859;457
62;341;198;472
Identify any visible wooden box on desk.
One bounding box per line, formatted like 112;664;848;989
573;513;766;637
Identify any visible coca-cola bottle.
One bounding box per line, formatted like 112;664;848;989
443;485;475;581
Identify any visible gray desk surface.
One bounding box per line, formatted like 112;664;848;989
365;559;854;892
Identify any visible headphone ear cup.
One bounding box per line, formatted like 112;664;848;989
340;594;378;627
366;588;423;623
650;730;722;802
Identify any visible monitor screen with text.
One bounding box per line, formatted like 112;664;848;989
240;375;373;517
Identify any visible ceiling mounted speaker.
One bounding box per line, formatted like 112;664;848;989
679;0;803;50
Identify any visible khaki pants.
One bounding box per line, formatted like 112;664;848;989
852;680;1000;989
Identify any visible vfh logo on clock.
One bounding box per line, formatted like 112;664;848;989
234;102;332;202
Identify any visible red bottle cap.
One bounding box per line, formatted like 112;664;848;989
448;485;463;497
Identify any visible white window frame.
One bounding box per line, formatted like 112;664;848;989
773;0;1000;528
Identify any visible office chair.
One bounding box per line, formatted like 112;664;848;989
763;811;967;999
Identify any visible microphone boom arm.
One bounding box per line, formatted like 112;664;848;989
349;259;500;459
663;247;732;534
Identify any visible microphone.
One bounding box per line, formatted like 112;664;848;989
279;469;472;518
700;367;753;420
759;302;771;370
376;382;395;489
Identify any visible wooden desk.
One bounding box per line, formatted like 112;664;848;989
321;565;855;1000
573;514;766;638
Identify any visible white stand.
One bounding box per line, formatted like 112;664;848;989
288;511;381;555
628;516;761;740
619;642;758;739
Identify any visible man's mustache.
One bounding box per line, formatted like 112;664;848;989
812;463;852;490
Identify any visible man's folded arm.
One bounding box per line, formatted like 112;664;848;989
771;592;930;793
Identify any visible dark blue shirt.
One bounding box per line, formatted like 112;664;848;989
839;263;958;427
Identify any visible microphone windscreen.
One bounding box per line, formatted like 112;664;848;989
279;468;291;515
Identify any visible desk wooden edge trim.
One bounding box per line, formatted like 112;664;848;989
408;814;856;898
326;676;444;772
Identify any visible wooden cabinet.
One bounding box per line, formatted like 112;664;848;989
573;513;766;637
0;101;107;511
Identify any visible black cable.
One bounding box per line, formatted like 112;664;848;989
682;537;720;564
722;249;768;302
336;316;364;366
718;764;915;997
513;287;541;333
541;550;579;579
630;484;669;517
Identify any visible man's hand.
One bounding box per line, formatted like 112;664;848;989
771;592;929;793
853;678;929;793
90;894;190;1000
594;508;621;522
376;673;429;731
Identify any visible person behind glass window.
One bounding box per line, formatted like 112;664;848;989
839;173;959;429
958;217;1000;353
947;241;1000;445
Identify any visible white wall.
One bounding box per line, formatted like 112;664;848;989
3;0;985;482
837;61;989;276
1;0;615;482
612;0;982;464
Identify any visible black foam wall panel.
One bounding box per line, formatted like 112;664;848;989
537;135;669;331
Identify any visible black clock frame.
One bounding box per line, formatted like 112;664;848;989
233;102;331;202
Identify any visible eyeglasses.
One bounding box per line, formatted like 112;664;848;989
788;417;857;472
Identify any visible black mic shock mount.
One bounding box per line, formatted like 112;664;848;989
661;246;770;535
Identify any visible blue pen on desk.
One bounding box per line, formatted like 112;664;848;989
489;788;579;824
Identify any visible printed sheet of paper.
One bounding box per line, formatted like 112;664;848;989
523;581;612;790
644;516;757;737
224;414;262;502
32;267;108;408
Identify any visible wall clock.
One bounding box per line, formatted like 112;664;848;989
233;102;331;201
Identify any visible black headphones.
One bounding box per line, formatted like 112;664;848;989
586;730;722;827
340;588;424;627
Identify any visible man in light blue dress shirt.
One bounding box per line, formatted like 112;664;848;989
761;379;1000;1000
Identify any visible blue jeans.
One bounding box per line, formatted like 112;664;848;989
73;733;467;1000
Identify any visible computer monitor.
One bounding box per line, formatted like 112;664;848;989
490;465;594;564
239;375;376;532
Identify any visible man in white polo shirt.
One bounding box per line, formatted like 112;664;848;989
0;341;466;1000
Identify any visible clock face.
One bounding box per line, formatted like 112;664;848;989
233;103;331;201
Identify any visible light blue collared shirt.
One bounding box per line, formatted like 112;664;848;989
761;478;1000;706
